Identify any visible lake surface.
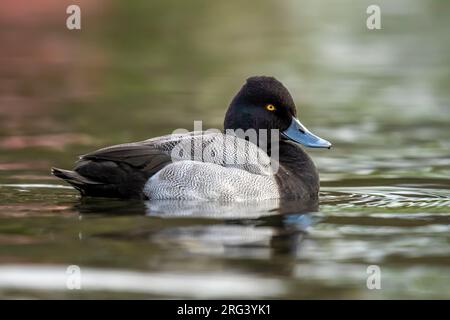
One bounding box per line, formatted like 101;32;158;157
0;0;449;299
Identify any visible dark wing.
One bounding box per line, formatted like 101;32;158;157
53;141;172;199
80;141;171;171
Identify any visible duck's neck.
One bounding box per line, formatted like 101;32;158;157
273;141;320;200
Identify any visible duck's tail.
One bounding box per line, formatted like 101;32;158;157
51;167;102;195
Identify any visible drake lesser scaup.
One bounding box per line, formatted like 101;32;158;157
52;76;331;201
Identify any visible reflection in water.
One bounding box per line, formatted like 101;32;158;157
74;197;318;217
137;217;310;261
145;199;281;219
145;198;318;218
77;197;317;263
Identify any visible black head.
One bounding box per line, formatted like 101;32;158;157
224;76;332;149
224;76;296;132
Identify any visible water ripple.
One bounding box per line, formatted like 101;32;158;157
321;186;450;210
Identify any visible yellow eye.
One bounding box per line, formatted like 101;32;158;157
266;104;276;111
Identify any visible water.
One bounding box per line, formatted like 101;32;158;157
0;0;449;299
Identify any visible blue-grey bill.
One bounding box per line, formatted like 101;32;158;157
281;117;332;149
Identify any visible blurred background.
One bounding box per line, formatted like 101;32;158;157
0;0;449;299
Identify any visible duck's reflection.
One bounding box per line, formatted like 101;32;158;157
145;199;280;219
147;212;317;259
75;196;317;215
74;198;318;275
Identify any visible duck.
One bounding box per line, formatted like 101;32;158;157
52;76;331;201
